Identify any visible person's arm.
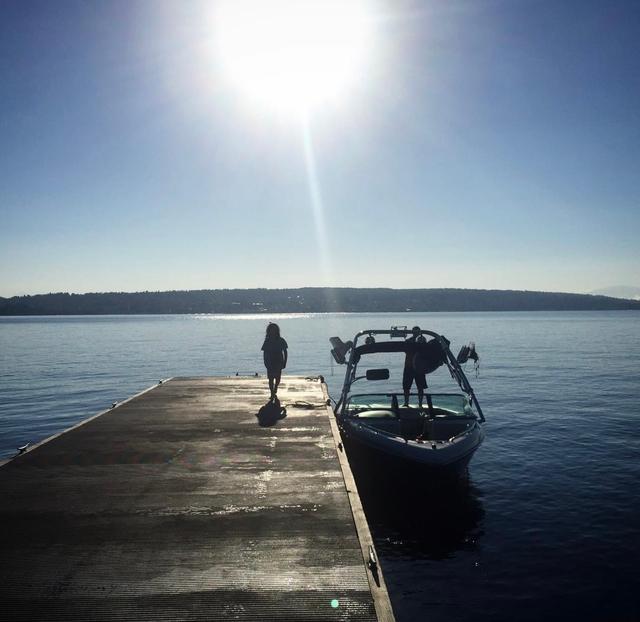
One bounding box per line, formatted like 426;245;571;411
282;349;288;369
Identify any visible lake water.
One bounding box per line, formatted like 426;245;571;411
1;312;639;621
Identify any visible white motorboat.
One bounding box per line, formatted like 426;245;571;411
329;326;485;477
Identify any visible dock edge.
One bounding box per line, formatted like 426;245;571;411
321;381;396;622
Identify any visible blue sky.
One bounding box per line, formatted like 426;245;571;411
1;0;639;296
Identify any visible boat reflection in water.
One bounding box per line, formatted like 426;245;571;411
347;454;485;562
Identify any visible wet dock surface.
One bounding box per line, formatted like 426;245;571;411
0;376;393;621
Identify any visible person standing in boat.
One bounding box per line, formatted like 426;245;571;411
403;325;427;407
261;323;288;401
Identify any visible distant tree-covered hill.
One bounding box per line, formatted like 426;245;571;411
1;288;639;315
590;285;640;300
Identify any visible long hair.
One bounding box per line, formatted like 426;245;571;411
265;322;280;339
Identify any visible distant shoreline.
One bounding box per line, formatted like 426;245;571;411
1;311;639;320
2;287;639;315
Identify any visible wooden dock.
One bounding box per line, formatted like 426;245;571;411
0;376;394;621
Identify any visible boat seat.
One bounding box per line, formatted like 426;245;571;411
354;409;396;419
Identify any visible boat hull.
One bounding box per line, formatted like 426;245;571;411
338;416;484;480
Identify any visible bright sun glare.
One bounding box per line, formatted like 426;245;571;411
215;0;374;116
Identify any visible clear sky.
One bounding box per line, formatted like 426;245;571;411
1;0;639;297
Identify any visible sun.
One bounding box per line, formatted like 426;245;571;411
215;0;375;116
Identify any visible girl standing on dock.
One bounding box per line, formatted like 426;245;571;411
261;323;288;400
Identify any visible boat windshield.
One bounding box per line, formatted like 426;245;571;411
346;393;472;416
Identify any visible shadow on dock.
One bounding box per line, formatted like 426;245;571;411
255;398;287;427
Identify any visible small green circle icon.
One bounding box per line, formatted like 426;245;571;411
331;599;339;609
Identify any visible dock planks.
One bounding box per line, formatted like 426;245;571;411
0;376;394;621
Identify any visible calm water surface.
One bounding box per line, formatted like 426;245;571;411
1;312;639;621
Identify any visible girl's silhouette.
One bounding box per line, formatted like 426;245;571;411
261;323;288;400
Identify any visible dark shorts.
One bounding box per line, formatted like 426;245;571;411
403;367;427;391
266;366;282;379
